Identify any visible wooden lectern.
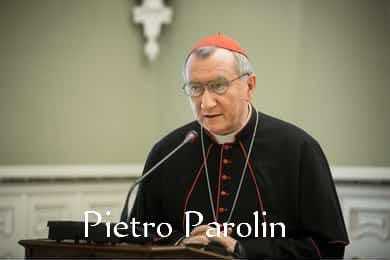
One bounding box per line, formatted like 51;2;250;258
19;239;231;259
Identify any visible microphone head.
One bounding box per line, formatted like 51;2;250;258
184;130;198;144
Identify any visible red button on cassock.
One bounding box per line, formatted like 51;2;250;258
223;159;231;164
220;191;229;197
218;207;226;213
223;144;231;150
221;175;231;181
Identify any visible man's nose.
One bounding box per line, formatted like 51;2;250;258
200;89;217;110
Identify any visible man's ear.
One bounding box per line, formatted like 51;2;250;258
246;74;256;100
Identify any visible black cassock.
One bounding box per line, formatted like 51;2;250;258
123;107;349;259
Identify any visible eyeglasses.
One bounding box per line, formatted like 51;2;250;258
182;73;250;97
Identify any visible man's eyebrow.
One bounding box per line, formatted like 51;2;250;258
188;80;202;84
189;76;228;84
213;76;228;81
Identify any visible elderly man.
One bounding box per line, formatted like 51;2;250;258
122;33;349;259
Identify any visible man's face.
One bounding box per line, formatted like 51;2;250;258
186;48;255;135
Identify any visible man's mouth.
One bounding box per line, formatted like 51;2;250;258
204;114;222;119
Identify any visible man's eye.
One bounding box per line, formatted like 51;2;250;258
210;82;227;92
190;85;203;92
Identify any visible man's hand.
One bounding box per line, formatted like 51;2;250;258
181;225;237;253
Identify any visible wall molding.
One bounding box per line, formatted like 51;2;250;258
330;166;390;182
0;164;143;180
0;164;389;182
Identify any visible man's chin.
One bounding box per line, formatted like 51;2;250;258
197;118;230;135
203;125;229;136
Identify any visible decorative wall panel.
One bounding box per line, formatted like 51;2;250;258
338;184;390;258
0;180;132;257
350;207;389;240
0;206;13;237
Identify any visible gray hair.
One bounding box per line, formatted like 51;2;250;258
182;47;254;81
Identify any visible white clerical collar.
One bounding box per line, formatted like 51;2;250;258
211;104;252;144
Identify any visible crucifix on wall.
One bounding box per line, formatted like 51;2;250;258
133;0;173;62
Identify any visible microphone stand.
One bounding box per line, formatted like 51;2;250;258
120;131;198;222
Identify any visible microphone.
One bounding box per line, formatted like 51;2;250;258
183;130;198;144
120;130;198;222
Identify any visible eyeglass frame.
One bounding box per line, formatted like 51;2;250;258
182;73;251;97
